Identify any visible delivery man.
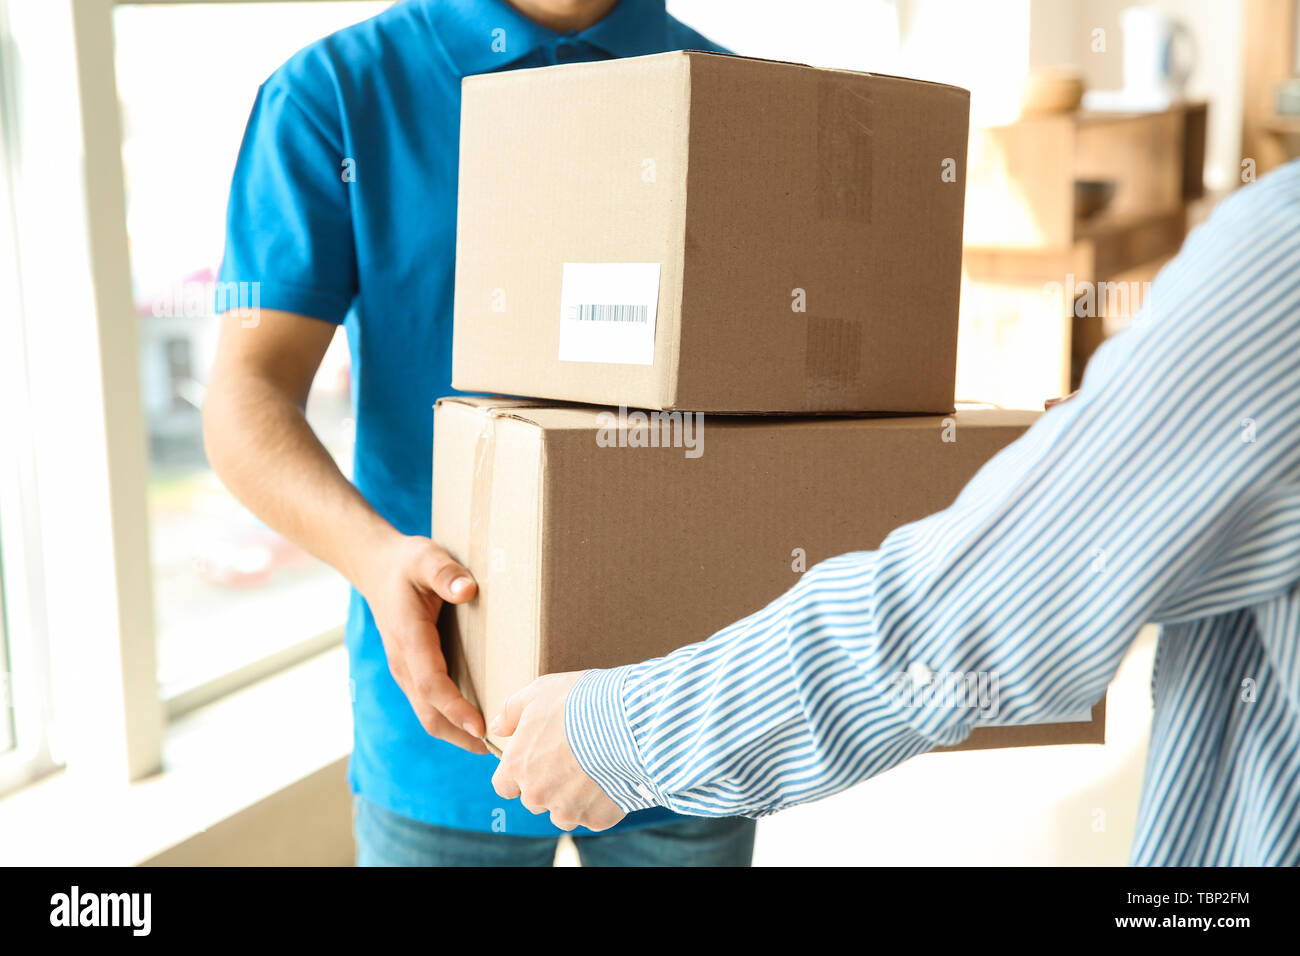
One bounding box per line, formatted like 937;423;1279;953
490;161;1300;866
203;0;755;866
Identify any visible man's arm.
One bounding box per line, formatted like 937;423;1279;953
203;309;487;752
492;162;1300;827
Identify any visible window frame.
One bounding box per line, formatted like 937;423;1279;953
0;0;58;793
0;607;10;754
106;0;376;717
104;0;369;732
0;0;370;796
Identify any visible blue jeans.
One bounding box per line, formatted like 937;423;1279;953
354;797;756;867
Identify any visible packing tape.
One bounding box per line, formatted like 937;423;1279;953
456;413;497;714
809;75;871;404
816;76;874;223
804;315;864;406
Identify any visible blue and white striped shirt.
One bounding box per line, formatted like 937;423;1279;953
566;160;1300;866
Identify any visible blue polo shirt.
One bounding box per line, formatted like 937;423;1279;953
217;0;725;835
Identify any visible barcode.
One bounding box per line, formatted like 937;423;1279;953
569;303;649;324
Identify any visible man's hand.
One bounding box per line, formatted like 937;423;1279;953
489;672;626;832
360;535;487;754
203;310;486;756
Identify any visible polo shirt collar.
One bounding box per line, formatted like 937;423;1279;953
581;0;672;59
427;0;671;76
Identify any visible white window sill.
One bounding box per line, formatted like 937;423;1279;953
0;646;353;866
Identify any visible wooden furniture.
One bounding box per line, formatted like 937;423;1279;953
957;103;1208;410
1241;0;1299;176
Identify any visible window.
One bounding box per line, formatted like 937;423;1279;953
111;1;390;710
0;3;14;764
0;0;54;791
0;580;12;755
0;0;393;799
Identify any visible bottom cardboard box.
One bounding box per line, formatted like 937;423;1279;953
433;397;1105;754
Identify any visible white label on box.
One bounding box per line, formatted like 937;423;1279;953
558;262;660;366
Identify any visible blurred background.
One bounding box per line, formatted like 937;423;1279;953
0;0;1295;866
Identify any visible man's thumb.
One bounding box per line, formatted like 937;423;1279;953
419;545;478;604
489;681;540;739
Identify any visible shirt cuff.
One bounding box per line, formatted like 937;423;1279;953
564;667;662;813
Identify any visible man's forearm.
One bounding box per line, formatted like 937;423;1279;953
563;167;1300;820
202;373;397;593
205;310;484;749
566;552;941;817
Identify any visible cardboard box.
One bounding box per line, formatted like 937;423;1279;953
452;52;970;413
433;397;1105;753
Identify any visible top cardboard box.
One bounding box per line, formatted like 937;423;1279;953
453;51;970;414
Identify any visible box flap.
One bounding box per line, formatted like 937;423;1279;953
437;396;1037;433
680;49;971;97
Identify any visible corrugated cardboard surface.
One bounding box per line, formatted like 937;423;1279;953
453;53;690;412
433;397;1105;754
453;51;970;413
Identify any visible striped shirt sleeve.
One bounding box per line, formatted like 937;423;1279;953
566;162;1300;819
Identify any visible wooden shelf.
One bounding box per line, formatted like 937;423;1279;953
1263;115;1300;135
958;101;1208;410
1241;0;1298;175
964;103;1206;251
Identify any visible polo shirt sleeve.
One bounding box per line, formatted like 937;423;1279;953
216;76;357;324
